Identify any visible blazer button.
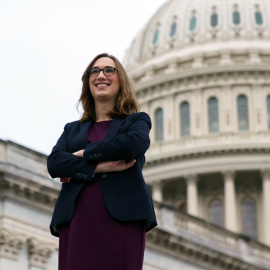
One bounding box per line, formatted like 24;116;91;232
97;153;101;158
93;154;97;159
89;155;93;160
102;174;108;178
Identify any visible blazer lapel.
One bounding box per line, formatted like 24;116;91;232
79;120;92;148
105;116;125;139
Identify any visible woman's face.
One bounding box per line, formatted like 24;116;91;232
89;57;120;104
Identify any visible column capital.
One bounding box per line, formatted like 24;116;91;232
184;174;198;183
261;170;270;180
28;237;57;268
0;229;26;260
152;180;163;187
222;170;235;179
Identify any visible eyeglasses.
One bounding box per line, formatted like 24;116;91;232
87;66;118;77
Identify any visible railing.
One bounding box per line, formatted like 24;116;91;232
153;201;270;268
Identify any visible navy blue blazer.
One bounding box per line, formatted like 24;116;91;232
47;112;157;237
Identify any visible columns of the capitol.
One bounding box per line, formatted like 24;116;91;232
152;181;163;202
186;175;198;216
261;170;270;246
223;171;237;232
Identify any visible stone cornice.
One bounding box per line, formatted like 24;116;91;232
0;171;59;213
145;146;270;168
134;66;270;100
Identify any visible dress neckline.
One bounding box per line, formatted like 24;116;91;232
95;120;112;123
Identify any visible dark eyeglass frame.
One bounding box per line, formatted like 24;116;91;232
87;66;118;77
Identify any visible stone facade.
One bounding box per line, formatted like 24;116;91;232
0;140;59;270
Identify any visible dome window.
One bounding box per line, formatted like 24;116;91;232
241;197;257;239
210;13;218;28
267;95;270;129
152;29;159;45
189;16;197;32
180;101;190;137
208;97;219;133
170;22;177;37
209;200;224;227
233;11;241;25
255;11;263;25
155;108;164;141
237;95;249;131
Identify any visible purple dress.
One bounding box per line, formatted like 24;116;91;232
58;120;145;270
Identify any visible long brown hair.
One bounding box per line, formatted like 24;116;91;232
78;53;139;122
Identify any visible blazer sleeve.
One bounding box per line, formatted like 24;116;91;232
83;112;151;162
47;123;97;181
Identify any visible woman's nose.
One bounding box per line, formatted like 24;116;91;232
97;70;106;79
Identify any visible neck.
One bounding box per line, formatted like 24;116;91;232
95;102;114;122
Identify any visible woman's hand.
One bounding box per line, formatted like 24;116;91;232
60;177;72;183
72;149;85;157
94;159;136;174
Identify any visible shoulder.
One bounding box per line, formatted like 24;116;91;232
127;112;152;128
63;120;83;130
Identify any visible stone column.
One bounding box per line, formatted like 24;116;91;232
223;171;237;232
187;174;198;216
152;181;163;202
261;170;270;246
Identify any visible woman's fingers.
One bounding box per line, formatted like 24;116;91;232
60;177;72;183
94;159;136;173
112;159;136;171
72;149;85;157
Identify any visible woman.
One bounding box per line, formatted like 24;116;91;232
47;53;157;270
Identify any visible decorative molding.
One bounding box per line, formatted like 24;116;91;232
0;178;56;213
145;146;270;168
0;229;26;260
28;238;57;268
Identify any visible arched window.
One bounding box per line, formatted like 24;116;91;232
209;200;224;227
237;95;249;131
155;108;163;141
211;13;218;27
233;11;241;25
180;102;190;137
241;197;257;239
170;22;177;37
255;11;263;25
208;97;219;133
267;95;270;129
189;16;197;32
153;29;159;45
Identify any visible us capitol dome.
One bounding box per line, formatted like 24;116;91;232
123;0;270;269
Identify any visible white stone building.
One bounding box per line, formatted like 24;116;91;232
1;0;270;269
123;0;270;269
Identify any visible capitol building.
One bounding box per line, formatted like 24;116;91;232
1;0;270;269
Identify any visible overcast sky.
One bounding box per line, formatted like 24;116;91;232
0;0;167;155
